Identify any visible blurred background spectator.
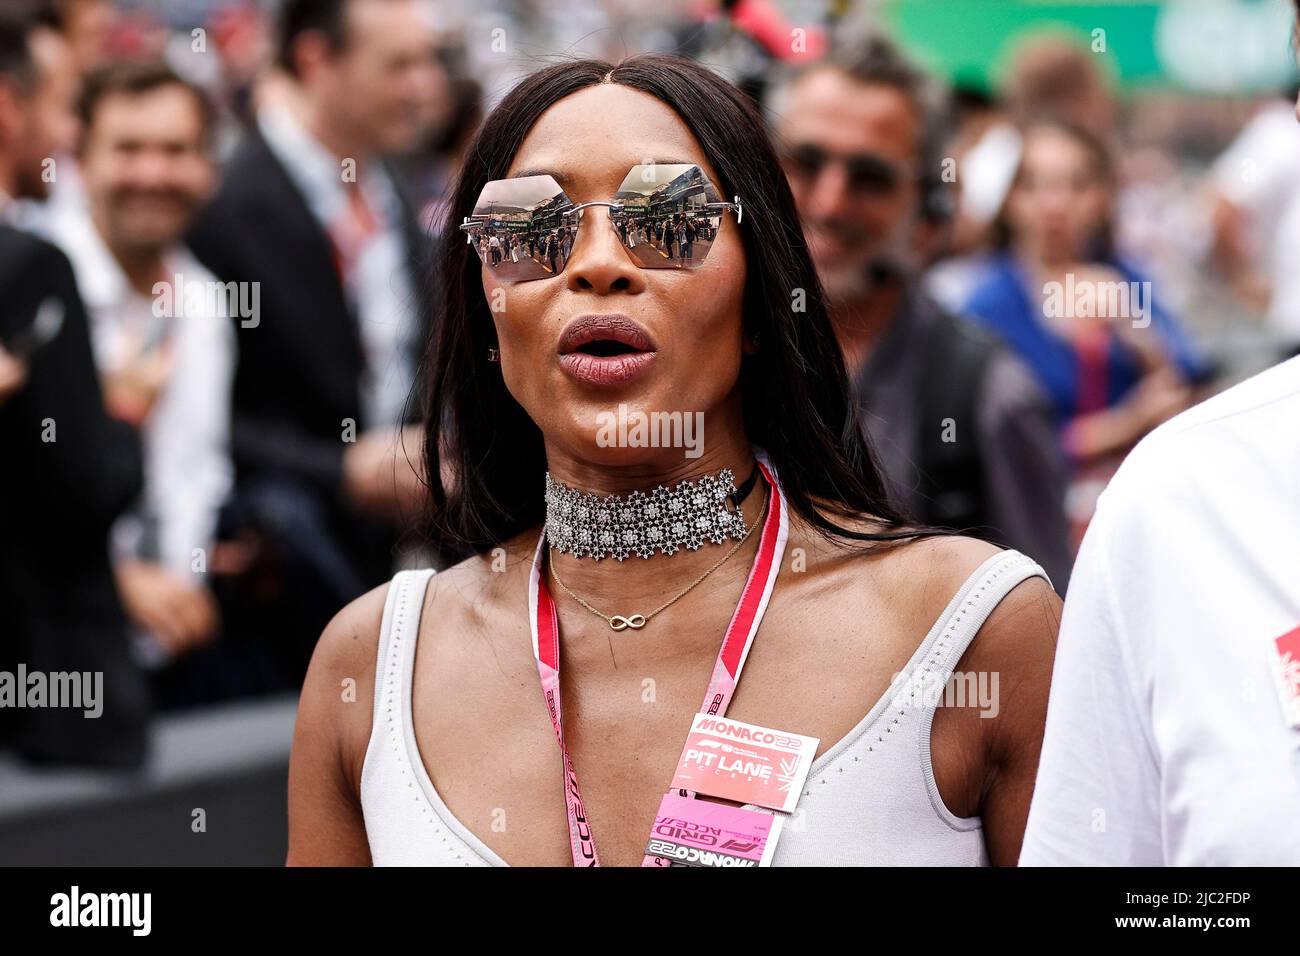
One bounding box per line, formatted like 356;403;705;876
1;0;1298;863
48;62;238;705
1207;89;1300;355
768;32;1074;588
187;0;438;692
0;8;150;769
963;117;1211;545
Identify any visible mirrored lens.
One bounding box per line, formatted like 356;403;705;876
611;164;725;270
465;174;576;280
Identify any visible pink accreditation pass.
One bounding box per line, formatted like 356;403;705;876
644;793;783;867
669;713;819;813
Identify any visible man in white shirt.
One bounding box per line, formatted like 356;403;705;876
1020;356;1300;864
1209;97;1300;352
48;61;233;671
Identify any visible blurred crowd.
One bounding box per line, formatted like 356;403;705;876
0;0;1295;768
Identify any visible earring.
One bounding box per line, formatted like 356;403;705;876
487;347;500;363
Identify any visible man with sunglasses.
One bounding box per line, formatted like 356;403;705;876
770;33;1073;590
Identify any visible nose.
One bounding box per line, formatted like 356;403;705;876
132;149;174;188
564;205;645;295
804;161;854;220
1040;181;1075;215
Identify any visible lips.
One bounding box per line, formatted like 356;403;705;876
557;314;657;387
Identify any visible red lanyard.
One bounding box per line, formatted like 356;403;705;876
528;456;789;866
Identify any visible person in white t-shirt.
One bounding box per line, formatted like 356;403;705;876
1020;357;1300;864
1209;98;1300;350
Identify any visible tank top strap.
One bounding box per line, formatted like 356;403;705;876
919;550;1047;679
908;549;1048;833
370;568;438;731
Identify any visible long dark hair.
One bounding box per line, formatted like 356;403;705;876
421;54;925;558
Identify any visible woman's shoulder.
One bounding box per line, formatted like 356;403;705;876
795;514;1058;653
309;580;390;691
296;580;393;797
903;533;1056;621
301;534;540;783
313;534;538;659
864;533;1020;620
827;532;1061;711
888;535;1060;675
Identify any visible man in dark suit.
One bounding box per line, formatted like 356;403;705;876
0;10;149;766
188;0;441;673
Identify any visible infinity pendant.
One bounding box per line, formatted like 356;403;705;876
609;614;647;631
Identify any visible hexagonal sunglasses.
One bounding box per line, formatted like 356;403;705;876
459;163;743;281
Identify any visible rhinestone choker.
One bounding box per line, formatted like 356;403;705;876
544;466;758;560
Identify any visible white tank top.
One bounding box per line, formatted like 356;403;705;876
361;549;1047;866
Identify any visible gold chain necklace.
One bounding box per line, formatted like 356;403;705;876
548;488;769;631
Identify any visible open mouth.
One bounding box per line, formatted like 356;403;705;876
573;338;642;357
557;314;658;386
558;314;656;355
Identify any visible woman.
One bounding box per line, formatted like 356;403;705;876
963;120;1209;541
287;55;1059;867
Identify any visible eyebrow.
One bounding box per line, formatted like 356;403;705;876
510;158;696;187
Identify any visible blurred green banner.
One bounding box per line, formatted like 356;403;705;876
880;0;1299;95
